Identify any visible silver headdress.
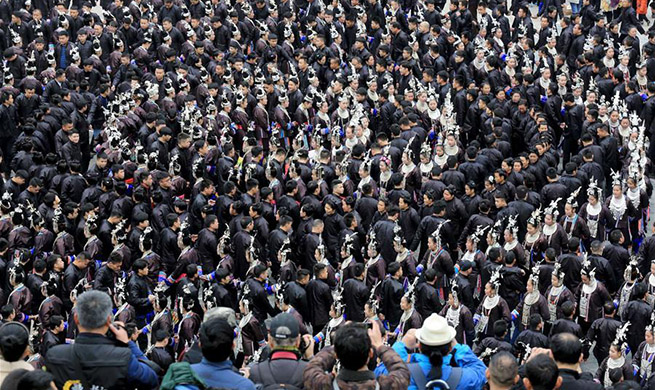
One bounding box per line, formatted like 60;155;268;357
430;220;450;248
342;233;355;256
587;178;602;199
529;264;540;291
218;226;231;256
553;261;565;281
613;321;630;354
624;255;641;281
527;206;542;227
112;220;128;243
506;215;518;237
367;281;381;313
139;227;154;253
471;225;489;245
489;267;502;289
544;197;562;218
367;231;378;254
393;224;405;247
403;277;419;306
566;187;581;209
610;169;622;188
581;253;596;280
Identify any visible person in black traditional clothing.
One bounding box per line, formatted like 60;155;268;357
342;263;369;323
587;302;622;366
380;261;404;331
622;282;653;356
175;283;201;360
560;188;591;249
606;171;638;249
615;256;641;318
421;222;454;306
579;179;613;243
6;264;31;324
595;322;635;387
545;262;576;333
549;301;584;339
236;283;266;365
473;319;514;364
147;329;174;373
541;198;569;256
38;276;63;328
440;277;475;347
512;265;549;338
392;224;418;283
394;279;422;341
633;313;655;387
474;267;511;341
364;232;386;289
39;314;64;358
576;258;612;335
515;314;549;362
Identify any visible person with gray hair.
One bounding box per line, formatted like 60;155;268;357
247;312;314;389
486;351;518;390
45;290;158;390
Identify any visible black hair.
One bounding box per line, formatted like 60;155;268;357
550;333;582;365
632;282;648;300
16;370;55;390
334;324;372;370
418;342;453;380
0;322;29;361
493;319;508;337
525;354;558;390
561;301;575;317
199;317;235;362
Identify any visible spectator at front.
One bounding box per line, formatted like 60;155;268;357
185;317;256;390
44;290;158;390
303;320;410;389
385;313;486;390
486;352;518;390
248;312;314;388
0;321;34;385
14;370;57;390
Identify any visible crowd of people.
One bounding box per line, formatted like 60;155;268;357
0;0;653;386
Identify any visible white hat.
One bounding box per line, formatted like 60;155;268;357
416;314;457;346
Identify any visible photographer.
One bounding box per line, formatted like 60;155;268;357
303;320;410;390
248;313;314;388
45;290;158;390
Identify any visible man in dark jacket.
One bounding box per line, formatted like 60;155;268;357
306;263;333;332
45;290;158;390
195;215;219;274
279;268;308;318
0;91;17;170
586;302;621;364
246;264;279;326
92;252;122;296
380;262;404;331
550;332;603;390
126;260;154;318
342;264;370;322
416;268;442;319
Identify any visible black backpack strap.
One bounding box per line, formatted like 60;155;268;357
408;362;428;390
261;360;279;384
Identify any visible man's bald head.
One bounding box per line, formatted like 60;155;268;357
487;351;518;389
